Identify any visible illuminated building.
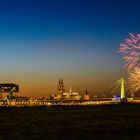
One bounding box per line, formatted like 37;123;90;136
54;78;65;99
54;78;81;100
62;88;81;100
0;83;19;100
83;90;90;100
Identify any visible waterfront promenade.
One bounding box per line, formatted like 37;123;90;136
0;98;138;107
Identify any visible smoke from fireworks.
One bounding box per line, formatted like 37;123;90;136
128;67;140;92
119;33;140;71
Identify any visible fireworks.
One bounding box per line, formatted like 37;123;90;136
119;33;140;71
127;67;140;92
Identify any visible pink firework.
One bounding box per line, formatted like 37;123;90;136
119;33;140;71
128;67;140;92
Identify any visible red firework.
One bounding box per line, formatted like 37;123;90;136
119;33;140;71
128;67;140;92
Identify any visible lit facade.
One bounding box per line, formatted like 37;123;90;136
54;78;65;99
62;88;81;100
54;78;81;100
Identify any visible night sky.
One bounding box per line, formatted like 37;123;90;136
0;0;140;97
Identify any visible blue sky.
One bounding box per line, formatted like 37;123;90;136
0;0;140;97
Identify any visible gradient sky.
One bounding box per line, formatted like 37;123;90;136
0;0;140;97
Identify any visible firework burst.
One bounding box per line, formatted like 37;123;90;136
127;67;140;92
119;33;140;71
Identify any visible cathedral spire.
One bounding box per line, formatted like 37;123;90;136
59;78;61;85
57;78;65;98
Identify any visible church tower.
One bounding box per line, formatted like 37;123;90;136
57;78;65;99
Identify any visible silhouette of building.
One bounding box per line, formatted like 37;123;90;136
54;78;65;99
83;90;90;100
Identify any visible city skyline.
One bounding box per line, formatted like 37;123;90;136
0;0;140;97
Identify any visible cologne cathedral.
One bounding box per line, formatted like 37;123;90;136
56;78;65;99
54;78;81;100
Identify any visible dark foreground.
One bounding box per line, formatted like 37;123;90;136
0;104;140;140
